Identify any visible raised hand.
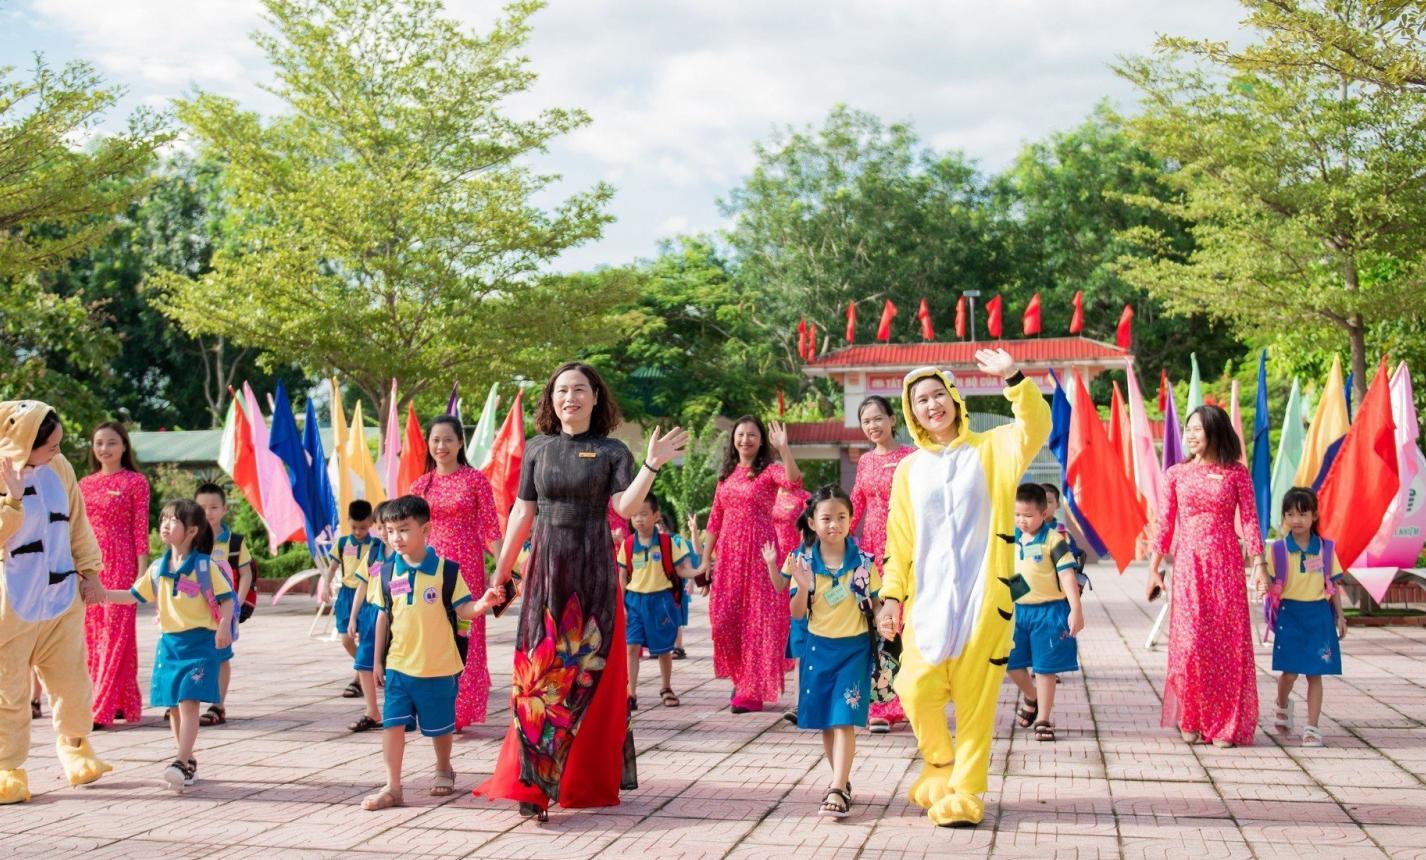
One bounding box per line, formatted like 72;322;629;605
974;348;1018;380
788;553;813;592
767;421;790;451
685;513;699;539
760;541;778;565
0;456;21;500
646;426;689;469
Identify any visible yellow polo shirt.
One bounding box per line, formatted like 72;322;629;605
1281;535;1345;602
212;524;253;575
622;530;688;594
1015;524;1077;605
356;544;389;607
380;549;471;677
131;551;233;633
334;534;383;589
784;539;880;639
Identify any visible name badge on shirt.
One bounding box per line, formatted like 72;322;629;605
176;578;201;597
343;544;357;557
389;576;412;597
1305;556;1325;574
578;452;597;459
824;582;850;607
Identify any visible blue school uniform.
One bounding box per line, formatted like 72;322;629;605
332;534;384;635
671;534;699;628
1271;534;1344;676
783;538;879;730
130;550;233;707
1007;524;1081;675
352;544;387;672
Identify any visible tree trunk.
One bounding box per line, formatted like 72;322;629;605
1347;315;1367;415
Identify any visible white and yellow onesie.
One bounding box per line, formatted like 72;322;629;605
882;369;1050;826
0;400;112;803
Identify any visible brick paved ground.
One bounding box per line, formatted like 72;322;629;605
5;562;1425;858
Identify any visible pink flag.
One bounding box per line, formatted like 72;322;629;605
1125;362;1163;524
1229;380;1247;466
381;379;400;498
243;383;306;552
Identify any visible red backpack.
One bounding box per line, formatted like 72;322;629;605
226;532;258;623
620;530;685;605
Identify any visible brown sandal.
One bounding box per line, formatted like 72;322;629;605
430;769;455;797
1015;699;1038;728
361;786;404;811
349;715;380;733
660;688;680;708
30;700;41;719
199;704;226;726
1033;721;1056;742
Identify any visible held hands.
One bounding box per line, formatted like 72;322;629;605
1254;574;1273;600
875;599;902;639
79;577;107;606
974;348;1019;380
645;426;690;469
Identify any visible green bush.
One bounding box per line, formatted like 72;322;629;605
259;546;319;580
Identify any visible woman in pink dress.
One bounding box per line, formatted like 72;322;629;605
1147;405;1266;748
79;422;149;728
848;395;914;732
696;416;802;713
410;415;501;730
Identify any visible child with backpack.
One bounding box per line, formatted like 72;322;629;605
100;499;236;791
344;500;389;732
781;484;879;818
194;483;255;726
1257;487;1347;747
334;500;384;700
619;494;698;709
361;495;500;811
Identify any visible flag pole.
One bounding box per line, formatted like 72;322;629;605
963;289;980;343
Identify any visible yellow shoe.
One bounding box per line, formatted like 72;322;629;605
928;790;984;827
0;769;30;804
907;762;954;809
55;738;112;787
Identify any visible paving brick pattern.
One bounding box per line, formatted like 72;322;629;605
6;563;1424;858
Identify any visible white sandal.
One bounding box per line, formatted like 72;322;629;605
1273;700;1296;734
1302;725;1324;747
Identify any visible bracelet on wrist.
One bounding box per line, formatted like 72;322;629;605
643;461;660;474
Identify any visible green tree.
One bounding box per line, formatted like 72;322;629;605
581;238;794;429
155;0;620;418
1114;0;1426;406
721;105;1007;366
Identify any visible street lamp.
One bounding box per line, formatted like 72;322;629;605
962;289;980;342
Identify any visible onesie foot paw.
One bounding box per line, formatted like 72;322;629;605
928;790;984;827
56;738;112;787
0;769;30;804
907;762;954;809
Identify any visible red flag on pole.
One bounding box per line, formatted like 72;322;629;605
845;301;856;344
954;296;967;339
1109;381;1138;510
808;321;818;357
1157;368;1170;414
1319;357;1401;569
1067;372;1147;573
986;294;1003;339
777;387;786;416
1069;290;1084;335
481;390;526;534
396;402;427;495
229;392;264;517
797;319;808;361
1023;292;1042;336
1116;304;1134;350
917;298;935;340
875;299;897;341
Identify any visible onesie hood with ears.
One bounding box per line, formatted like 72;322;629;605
900;368;969;452
0;400;55;468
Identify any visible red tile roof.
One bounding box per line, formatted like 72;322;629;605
804;337;1127;370
785;419;873;446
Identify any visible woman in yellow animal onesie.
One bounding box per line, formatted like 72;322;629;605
875;350;1050;826
0;400;113;803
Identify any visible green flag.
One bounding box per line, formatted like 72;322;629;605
468;383;500;468
1269;378;1305;531
1187;353;1203;413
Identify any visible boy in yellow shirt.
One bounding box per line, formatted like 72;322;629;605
331;500;384;700
618;495;697;709
361;495;499;811
1005;483;1083;742
195;483;253;726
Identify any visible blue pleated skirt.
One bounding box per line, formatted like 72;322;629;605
151;628;222;707
796;632;874;730
1272;599;1342;676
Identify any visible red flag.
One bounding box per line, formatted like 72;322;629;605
396;402;427;495
845;301;857;344
875;299;897;341
777;387;786;416
954;296;967;339
1116;304;1134;350
1319;357;1401;569
1157;368;1169;414
797;318;808;360
1067;372;1147;573
1069;290;1084;335
229;392;264;517
1023;292;1042;336
986;294;1003;339
917;298;935;340
481;390;526;534
808;321;818;357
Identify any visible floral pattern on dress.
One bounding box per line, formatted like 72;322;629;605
80;468;149;725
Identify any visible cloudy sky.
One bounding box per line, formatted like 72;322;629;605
3;0;1247;271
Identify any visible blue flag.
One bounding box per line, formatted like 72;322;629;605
303;398;338;551
1048;369;1108;556
268;381;325;558
1251;351;1272;538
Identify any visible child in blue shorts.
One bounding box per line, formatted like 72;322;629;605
665;506;703;660
343;500;389;733
330;499;383;698
619;494;697;710
195;482;253;727
362;495;499;811
1006;483;1084;743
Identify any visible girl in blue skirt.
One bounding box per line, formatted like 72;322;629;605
780;485;878;818
1258;487;1346;747
102;500;234;790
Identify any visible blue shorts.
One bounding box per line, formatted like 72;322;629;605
353;602;380;671
625;590;679;655
334;584;357;635
382;670;458;737
1008;599;1079;675
1272;599;1342;676
151;629;222;707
